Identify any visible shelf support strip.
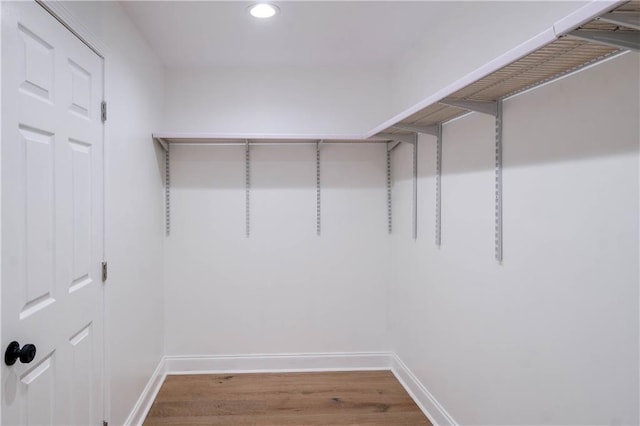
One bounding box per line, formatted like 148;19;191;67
495;100;503;263
316;141;321;236
435;123;442;247
165;142;170;236
386;143;393;234
411;133;418;241
245;140;250;238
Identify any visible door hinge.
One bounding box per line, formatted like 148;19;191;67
101;261;108;282
101;101;107;123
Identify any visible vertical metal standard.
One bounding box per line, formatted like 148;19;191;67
245;139;250;238
438;98;504;261
316;141;321;236
435;124;442;247
411;133;418;241
495;100;503;263
386;144;392;234
165;143;170;236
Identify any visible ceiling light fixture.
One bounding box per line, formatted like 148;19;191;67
249;3;279;19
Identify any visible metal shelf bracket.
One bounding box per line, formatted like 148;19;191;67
597;11;640;31
567;29;639;51
153;137;171;236
390;124;442;245
387;140;402;152
434;99;504;260
373;132;416;144
156;137;169;152
382;133;418;239
439;98;498;116
392;123;438;136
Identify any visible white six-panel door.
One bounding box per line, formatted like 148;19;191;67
1;2;104;425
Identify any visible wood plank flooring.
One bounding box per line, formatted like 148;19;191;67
143;371;432;425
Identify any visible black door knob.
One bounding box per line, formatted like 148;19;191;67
4;341;36;366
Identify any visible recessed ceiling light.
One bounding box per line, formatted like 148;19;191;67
249;3;279;19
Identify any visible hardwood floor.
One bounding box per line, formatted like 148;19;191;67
143;371;432;425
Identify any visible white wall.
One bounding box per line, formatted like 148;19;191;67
389;52;640;424
46;2;639;425
161;2;593;138
164;144;391;355
163;66;390;137
387;1;589;120
58;3;166;425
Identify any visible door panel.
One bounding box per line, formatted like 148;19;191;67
20;352;56;426
69;138;93;293
18;23;55;103
19;125;56;319
68;59;92;119
68;323;93;426
2;2;105;425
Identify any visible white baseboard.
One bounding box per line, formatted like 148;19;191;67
124;351;456;426
391;354;458;426
164;351;393;374
123;358;167;426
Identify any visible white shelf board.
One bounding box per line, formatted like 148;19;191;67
152;132;376;142
151;133;391;151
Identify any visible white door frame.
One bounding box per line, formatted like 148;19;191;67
0;1;112;422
